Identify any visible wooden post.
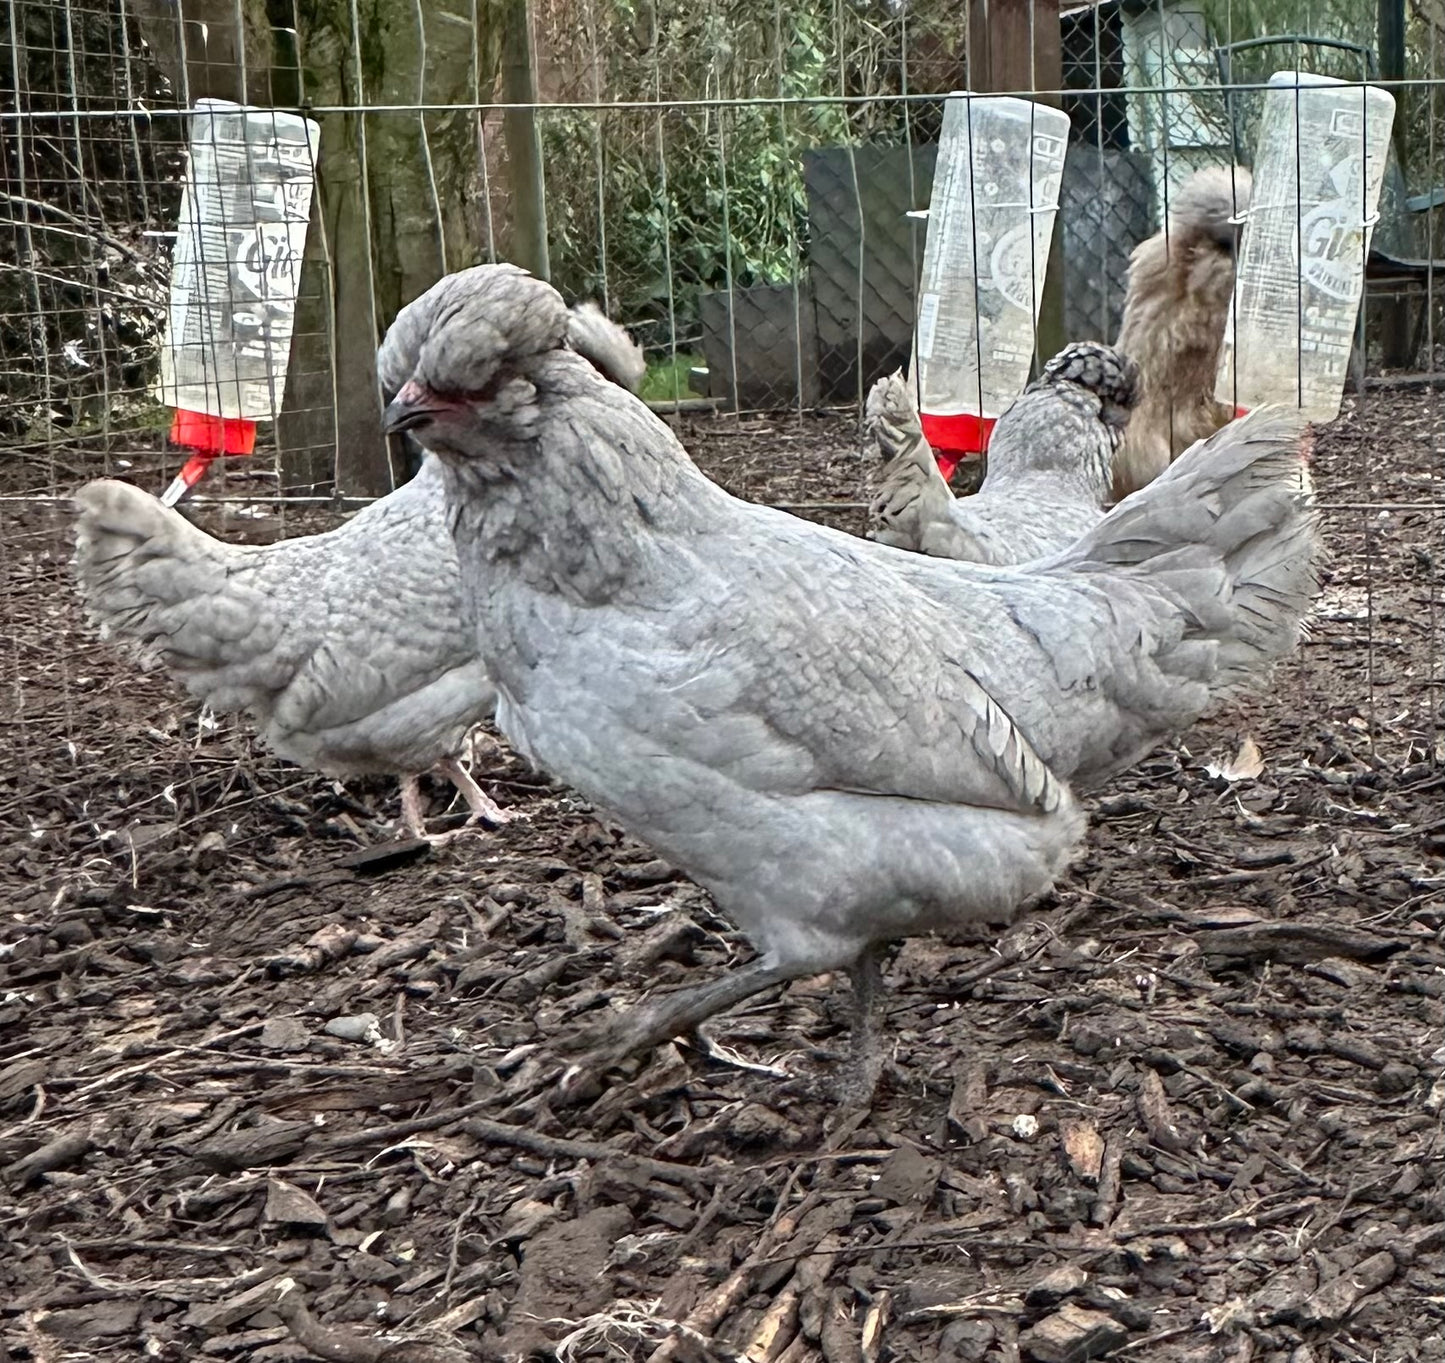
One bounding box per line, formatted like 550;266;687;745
1377;0;1411;366
501;0;550;279
968;0;1067;364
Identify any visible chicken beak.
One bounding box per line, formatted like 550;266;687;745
382;380;446;435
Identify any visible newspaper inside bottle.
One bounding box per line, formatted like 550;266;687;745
1216;71;1395;421
912;94;1070;456
155;99;320;421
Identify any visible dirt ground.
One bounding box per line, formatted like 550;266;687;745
2;389;1444;1363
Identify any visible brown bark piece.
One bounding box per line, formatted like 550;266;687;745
1136;1069;1191;1154
501;1205;635;1358
265;1178;329;1228
4;1132;94;1188
1025;1264;1089;1310
1197;922;1404;964
1297;1250;1397;1327
1019;1303;1128;1362
1060;1120;1104;1181
871;1145;942;1206
190;1121;312;1174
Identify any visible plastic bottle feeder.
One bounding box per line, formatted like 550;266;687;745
1216;71;1395;423
155;98;320;505
910;93;1070;477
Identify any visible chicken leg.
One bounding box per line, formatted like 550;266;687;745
839;942;889;1109
397;758;512;843
561;943;893;1106
434;754;513;826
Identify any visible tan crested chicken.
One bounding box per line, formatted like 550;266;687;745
1112;165;1251;500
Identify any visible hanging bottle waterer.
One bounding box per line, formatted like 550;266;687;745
1216;70;1396;421
911;93;1070;475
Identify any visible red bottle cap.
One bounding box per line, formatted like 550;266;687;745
919;411;996;482
170;409;257;455
160;410;259;506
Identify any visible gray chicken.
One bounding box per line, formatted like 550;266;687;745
72;297;643;840
866;343;1133;563
382;265;1318;1096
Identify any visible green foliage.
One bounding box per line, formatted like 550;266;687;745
1199;0;1375;49
638;350;704;401
536;0;963;339
1197;0;1442;191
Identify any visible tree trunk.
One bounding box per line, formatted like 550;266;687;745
128;0;275;104
286;0;505;493
130;0;506;496
500;0;548;278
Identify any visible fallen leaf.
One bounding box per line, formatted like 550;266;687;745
1206;736;1265;782
1060;1120;1104;1181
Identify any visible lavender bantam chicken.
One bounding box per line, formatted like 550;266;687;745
1112;165;1251;499
72;298;643;840
866;342;1134;562
383;264;1318;1097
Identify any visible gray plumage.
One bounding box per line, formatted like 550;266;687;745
73;463;495;793
73;275;643;835
879;409;1319;789
382;265;1319;1085
867;342;1137;563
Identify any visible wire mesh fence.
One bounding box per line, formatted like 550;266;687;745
4;0;1444;489
4;13;1445;1348
1;0;1442;768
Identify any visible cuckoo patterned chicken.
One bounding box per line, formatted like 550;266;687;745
72;301;643;839
866;342;1133;562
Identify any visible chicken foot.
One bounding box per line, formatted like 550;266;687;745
397;757;512;844
559;953;803;1094
435;754;513;827
560;943;893;1108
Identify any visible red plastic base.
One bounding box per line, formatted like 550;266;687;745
170;408;257;456
1234;405;1249;419
162;410;259;504
919;411;997;482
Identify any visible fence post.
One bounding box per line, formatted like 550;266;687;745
501;0;550;279
1377;0;1412;367
968;0;1067;364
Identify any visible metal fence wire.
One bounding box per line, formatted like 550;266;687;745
2;0;1443;491
0;0;1442;769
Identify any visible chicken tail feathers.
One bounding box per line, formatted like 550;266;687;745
1062;406;1320;685
865;373;959;551
72;479;253;679
566;302;646;394
864;371;927;464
